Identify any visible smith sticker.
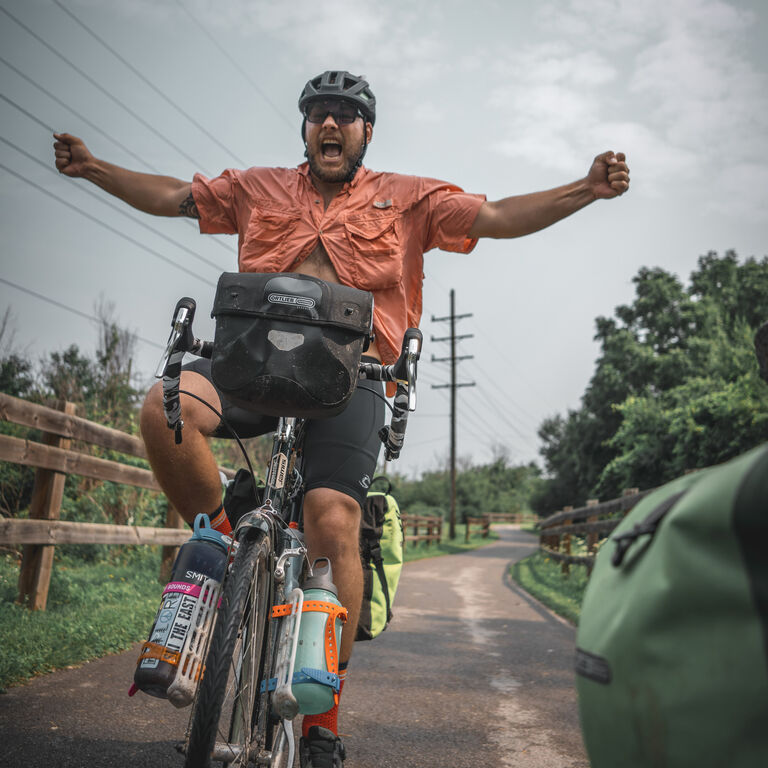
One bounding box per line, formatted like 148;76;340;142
268;454;289;489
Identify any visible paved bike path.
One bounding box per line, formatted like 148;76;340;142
343;527;588;768
0;527;588;767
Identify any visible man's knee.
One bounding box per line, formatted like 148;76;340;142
303;488;361;558
140;371;221;439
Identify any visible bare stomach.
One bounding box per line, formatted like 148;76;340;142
290;242;382;361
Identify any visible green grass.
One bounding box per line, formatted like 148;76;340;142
403;523;498;562
0;549;164;690
509;549;589;625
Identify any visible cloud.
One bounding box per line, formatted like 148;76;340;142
179;0;446;88
489;45;619;173
485;0;768;217
715;163;768;221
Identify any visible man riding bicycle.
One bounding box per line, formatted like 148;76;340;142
53;70;630;768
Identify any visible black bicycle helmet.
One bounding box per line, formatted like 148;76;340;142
298;71;376;125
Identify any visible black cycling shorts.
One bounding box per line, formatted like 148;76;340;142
182;357;385;508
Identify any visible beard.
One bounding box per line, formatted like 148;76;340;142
306;139;364;183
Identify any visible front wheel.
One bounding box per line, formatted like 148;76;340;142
184;529;272;768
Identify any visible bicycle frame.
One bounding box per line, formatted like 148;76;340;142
155;288;422;767
205;415;311;766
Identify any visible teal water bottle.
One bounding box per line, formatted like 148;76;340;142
293;558;347;714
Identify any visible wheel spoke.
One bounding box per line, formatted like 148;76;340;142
183;531;272;768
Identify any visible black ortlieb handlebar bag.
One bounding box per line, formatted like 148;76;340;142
210;273;374;418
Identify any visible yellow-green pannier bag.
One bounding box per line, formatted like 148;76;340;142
576;443;768;768
356;479;404;641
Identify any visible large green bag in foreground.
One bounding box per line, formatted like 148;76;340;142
576;443;768;768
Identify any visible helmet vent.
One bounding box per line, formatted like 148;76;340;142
299;70;377;126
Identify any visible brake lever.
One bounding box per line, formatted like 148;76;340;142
406;347;418;411
404;330;422;412
154;298;197;378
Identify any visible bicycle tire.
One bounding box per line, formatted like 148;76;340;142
184;529;272;768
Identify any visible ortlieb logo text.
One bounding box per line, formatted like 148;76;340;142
268;293;316;309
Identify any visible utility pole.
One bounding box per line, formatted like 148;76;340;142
431;289;475;540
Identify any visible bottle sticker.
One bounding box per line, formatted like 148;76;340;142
140;585;198;669
163;582;203;598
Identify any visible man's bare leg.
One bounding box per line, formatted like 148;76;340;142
301;487;363;665
140;371;223;526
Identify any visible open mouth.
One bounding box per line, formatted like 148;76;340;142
321;140;342;160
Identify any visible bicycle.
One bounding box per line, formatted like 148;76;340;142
153;275;422;767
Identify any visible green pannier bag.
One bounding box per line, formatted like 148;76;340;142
356;479;404;641
576;443;768;768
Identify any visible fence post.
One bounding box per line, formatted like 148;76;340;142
17;400;77;610
585;499;600;554
561;506;573;576
483;515;490;538
159;505;186;583
585;499;599;576
622;488;639;520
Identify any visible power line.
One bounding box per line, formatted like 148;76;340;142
469;313;560;413
0;55;162;173
1;134;228;275
0;276;163;350
51;0;247;167
456;391;513;444
174;0;296;132
0;77;233;256
473;381;536;440
0;4;212;175
0;92;52;132
0;161;216;287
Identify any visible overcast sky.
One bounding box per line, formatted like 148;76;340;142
1;0;767;477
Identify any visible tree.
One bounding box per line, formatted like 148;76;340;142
0;309;33;398
534;251;768;514
0;305;146;521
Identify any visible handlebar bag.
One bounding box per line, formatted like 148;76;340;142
210;272;373;418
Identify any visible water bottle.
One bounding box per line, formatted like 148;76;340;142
293;558;347;714
131;513;229;707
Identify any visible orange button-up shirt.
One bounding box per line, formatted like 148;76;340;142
192;163;485;365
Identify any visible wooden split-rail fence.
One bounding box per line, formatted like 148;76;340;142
537;488;655;575
464;512;534;542
401;513;442;548
0;393;455;611
0;393;235;611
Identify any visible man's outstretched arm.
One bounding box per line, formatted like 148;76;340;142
53;132;198;218
468;151;629;239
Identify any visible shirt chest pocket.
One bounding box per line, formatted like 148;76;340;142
344;212;403;290
243;203;301;267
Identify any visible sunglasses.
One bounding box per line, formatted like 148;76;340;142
304;100;362;125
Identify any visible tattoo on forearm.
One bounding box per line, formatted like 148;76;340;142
178;192;200;219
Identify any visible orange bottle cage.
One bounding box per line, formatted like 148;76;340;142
271;600;348;675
